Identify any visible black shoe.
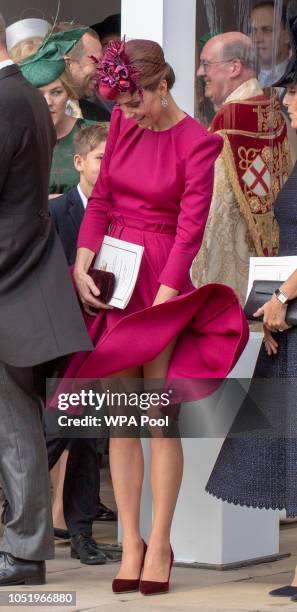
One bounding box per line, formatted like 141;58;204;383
0;552;45;586
70;535;107;565
269;585;297;597
54;528;71;540
93;502;117;522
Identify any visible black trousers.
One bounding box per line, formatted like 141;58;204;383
34;361;100;538
47;437;99;537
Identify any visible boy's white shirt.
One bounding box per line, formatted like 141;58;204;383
77;183;88;209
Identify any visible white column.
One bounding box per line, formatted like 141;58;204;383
121;0;196;115
172;334;279;565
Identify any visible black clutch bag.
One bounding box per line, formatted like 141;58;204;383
244;280;297;325
88;268;115;304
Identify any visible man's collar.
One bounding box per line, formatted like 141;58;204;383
224;78;264;105
0;59;14;70
259;58;289;86
260;58;289;75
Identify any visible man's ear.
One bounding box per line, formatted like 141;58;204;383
63;54;73;65
230;59;242;78
74;154;83;172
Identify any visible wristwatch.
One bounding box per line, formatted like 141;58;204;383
274;288;289;305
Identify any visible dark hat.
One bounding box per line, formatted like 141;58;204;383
92;14;121;40
273;11;297;86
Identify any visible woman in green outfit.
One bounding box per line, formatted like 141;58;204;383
20;28;96;195
40;74;94;195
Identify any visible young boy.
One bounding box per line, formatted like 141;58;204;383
50;123;109;265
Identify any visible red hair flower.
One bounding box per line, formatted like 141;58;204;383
93;39;140;100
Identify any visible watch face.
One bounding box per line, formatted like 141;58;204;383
275;289;287;304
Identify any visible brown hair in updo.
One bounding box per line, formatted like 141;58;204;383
125;39;175;92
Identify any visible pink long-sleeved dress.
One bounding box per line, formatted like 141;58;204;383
63;106;248;382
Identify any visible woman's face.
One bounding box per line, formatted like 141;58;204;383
39;79;68;127
117;85;166;129
283;83;297;129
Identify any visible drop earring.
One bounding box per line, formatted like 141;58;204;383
160;96;168;108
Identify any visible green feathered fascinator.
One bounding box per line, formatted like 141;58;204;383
20;27;88;87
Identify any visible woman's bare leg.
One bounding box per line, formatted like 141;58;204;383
109;366;145;579
142;339;183;582
291;566;297;586
144;437;183;581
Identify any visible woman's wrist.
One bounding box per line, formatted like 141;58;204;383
277;269;297;301
153;284;179;305
276;287;289;303
74;248;95;275
271;293;288;309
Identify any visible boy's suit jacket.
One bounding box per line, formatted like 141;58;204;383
50;187;85;266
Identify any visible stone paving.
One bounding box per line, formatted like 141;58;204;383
2;471;297;611
1;521;297;612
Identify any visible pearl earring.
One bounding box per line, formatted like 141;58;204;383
160;96;168;108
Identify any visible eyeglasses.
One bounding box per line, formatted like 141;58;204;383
198;59;235;71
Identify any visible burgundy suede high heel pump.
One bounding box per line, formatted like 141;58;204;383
139;546;174;596
112;540;147;594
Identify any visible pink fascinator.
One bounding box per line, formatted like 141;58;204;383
93;38;140;100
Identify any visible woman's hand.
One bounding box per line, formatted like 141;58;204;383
152;285;179;307
253;295;291;332
73;248;113;316
263;326;279;356
73;269;113;315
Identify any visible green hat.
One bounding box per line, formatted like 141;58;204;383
20;27;88;87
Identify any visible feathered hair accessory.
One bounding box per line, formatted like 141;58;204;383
92;38;140;100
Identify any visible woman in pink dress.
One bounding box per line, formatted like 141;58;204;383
66;39;248;595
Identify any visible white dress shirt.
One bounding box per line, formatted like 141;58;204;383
0;59;14;70
258;59;289;89
77;184;88;209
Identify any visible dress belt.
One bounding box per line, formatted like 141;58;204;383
109;214;176;235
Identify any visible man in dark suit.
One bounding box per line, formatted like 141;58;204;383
48;124;115;565
0;14;92;585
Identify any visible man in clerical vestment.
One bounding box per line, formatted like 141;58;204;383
192;32;291;305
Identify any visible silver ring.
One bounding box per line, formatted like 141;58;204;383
278;329;284;332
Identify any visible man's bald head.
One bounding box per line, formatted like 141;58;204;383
204;32;256;71
198;32;258;109
207;32;252;49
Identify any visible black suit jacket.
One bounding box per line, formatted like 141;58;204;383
49;187;85;266
0;65;92;366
